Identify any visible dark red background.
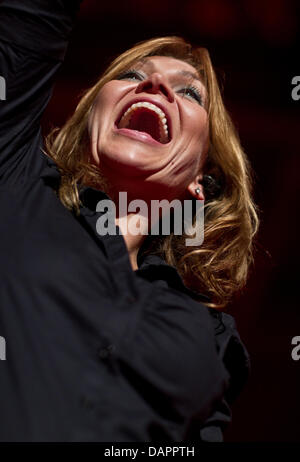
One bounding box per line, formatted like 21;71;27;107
42;0;300;442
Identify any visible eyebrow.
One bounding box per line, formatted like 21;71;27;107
178;70;202;83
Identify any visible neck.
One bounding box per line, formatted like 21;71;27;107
115;212;149;271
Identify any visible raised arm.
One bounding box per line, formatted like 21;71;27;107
0;0;82;183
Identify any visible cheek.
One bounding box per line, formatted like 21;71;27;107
181;103;209;140
172;112;209;177
191;117;209;161
88;95;102;133
191;110;209;136
184;115;209;161
88;99;112;144
87;106;96;135
88;82;131;136
95;80;130;110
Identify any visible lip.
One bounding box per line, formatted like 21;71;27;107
114;127;164;146
115;96;173;144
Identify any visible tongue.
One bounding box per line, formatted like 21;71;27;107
127;109;160;142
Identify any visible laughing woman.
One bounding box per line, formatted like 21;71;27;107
0;0;258;442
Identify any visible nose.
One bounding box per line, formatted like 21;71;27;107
135;73;174;103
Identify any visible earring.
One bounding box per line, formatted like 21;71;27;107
195;187;201;195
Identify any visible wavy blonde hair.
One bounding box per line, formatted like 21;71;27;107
45;36;259;309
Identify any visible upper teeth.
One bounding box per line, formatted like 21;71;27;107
118;101;169;143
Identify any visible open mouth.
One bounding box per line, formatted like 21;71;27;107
116;101;171;144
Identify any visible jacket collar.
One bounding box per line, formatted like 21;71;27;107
40;157;211;304
40;155;61;186
136;251;211;303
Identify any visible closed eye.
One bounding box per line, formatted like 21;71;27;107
116;69;145;82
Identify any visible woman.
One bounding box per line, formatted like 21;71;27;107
0;0;258;442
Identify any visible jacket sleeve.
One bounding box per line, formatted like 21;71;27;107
185;310;251;442
0;0;82;184
113;290;232;441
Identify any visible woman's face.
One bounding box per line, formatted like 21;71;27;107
88;55;209;201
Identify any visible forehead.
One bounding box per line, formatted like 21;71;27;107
134;55;200;79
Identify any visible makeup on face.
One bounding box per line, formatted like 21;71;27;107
88;56;209;203
113;58;206;147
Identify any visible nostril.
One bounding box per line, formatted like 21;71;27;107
159;84;170;98
139;81;153;92
135;75;174;102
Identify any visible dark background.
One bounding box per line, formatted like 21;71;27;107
42;0;300;442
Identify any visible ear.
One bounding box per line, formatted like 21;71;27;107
186;175;205;201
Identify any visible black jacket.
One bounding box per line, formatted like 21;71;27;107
0;0;250;442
